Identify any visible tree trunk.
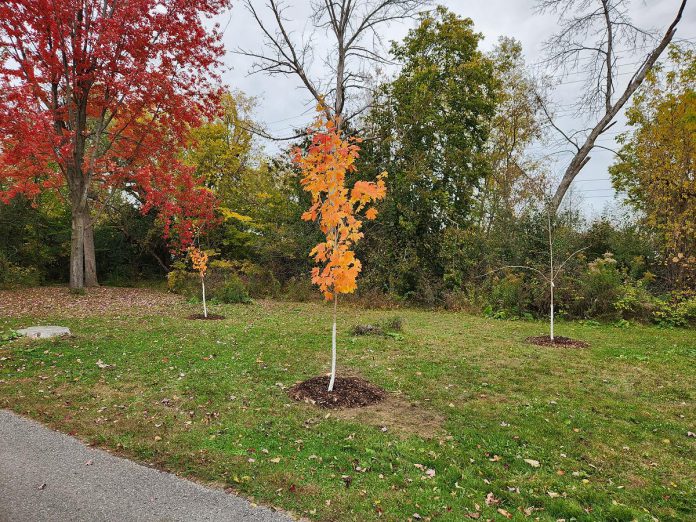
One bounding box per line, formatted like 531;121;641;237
69;208;86;290
83;209;98;287
549;0;687;213
550;281;555;341
202;276;208;318
548;213;554;341
328;293;337;392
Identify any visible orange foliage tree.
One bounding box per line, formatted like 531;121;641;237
188;247;210;318
293;112;387;391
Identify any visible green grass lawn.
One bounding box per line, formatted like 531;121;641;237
1;289;694;521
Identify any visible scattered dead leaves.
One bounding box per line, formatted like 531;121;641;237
0;286;187;319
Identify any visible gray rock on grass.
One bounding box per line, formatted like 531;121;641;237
16;326;71;339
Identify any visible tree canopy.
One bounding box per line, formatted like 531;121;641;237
611;45;696;287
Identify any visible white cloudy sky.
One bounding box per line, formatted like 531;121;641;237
214;0;696;217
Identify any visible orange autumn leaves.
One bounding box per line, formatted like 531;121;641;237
293;114;387;300
188;246;208;277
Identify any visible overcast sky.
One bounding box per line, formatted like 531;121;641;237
214;0;696;218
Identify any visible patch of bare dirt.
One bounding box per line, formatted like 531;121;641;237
526;335;589;348
288;376;385;409
186;313;225;320
0;286;187;318
334;395;446;439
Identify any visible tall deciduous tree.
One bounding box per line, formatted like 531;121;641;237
358;7;497;298
240;0;426;134
479;38;547;235
534;0;689;212
0;0;229;289
185;92;255;198
294;111;386;391
610;46;695;288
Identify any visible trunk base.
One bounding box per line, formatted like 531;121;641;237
525;335;589;348
289;375;385;409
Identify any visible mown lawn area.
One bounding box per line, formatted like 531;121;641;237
1;288;694;521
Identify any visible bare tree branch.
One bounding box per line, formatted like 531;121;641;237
240;0;428;134
535;0;689;212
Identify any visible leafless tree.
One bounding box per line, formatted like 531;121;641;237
239;0;427;136
535;0;689;212
486;208;588;341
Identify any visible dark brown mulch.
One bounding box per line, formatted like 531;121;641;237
526;335;589;348
186;313;226;320
288;376;386;409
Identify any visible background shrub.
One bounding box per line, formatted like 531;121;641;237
576;253;624;320
652;291;696;328
488;272;529;318
168;261;250;303
214;275;251;304
613;279;657;322
0;254;42;289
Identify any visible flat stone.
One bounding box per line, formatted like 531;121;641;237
16;326;71;339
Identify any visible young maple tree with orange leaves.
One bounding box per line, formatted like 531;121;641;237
293;112;387;391
188;247;210;318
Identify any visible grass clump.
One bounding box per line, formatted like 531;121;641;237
352;315;403;336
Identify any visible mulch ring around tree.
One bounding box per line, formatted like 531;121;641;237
526;335;589;348
288;375;386;409
186;313;226;320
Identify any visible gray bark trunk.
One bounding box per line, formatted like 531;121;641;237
69;208;85;290
83;209;98;287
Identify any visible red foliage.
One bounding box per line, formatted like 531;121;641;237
0;0;229;249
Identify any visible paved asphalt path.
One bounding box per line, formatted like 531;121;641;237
0;410;295;522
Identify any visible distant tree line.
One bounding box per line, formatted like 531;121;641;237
1;6;693;325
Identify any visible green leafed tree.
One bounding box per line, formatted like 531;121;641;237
358;7;498;300
478;37;547;234
185;92;255;200
183;92;320;279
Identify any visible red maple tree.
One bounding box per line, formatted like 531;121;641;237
0;0;230;288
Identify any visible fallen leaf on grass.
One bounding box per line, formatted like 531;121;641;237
497;508;512;519
270;457;281;463
485;492;500;506
524;459;540;468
